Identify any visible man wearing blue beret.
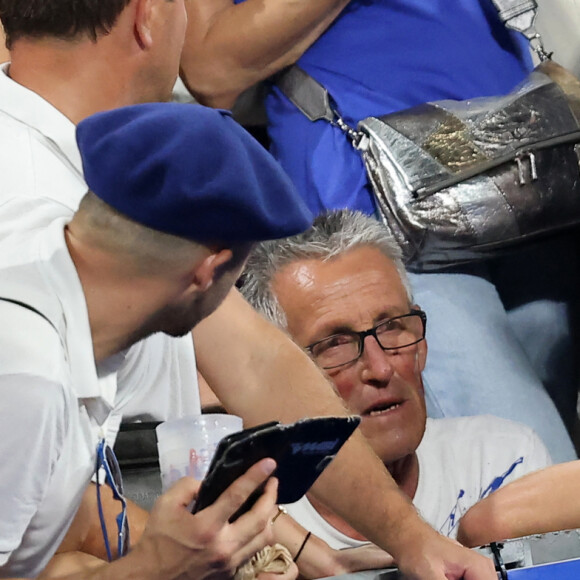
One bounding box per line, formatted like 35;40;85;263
0;102;310;579
0;2;495;580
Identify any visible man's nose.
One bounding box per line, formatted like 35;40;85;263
359;334;395;386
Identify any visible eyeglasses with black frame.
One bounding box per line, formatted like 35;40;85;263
96;438;130;561
306;309;427;370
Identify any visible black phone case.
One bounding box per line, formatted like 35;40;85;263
192;415;360;521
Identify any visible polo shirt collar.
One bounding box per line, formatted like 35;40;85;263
0;63;82;178
41;219;117;424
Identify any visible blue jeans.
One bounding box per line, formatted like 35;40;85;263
410;235;580;464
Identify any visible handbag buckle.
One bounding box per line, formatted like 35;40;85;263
528;32;553;62
332;110;366;149
515;151;538;185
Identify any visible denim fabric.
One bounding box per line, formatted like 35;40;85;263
410;235;580;464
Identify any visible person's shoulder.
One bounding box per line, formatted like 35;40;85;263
0;99;42;152
0;80;84;208
0;303;70;429
424;415;543;447
0;300;64;369
421;416;552;482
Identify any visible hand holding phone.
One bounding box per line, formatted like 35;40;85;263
192;415;360;521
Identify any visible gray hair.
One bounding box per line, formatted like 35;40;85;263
241;209;413;328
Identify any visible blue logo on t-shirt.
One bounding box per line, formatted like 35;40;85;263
439;457;524;536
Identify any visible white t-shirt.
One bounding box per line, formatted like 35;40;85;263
285;416;552;548
0;219;198;575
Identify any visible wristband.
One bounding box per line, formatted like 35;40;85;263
293;531;312;563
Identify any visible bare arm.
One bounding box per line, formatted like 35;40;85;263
272;510;394;578
38;553;105;579
458;461;580;547
193;289;495;580
34;483;149;577
4;460;279;580
72;484;148;560
180;0;351;108
198;377;394;577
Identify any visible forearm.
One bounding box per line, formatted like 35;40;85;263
193;290;345;423
80;496;148;560
31;548;164;580
272;512;393;578
6;550;155;580
37;553;105;579
307;437;430;563
180;0;351;108
272;512;344;578
60;483;148;561
194;289;429;561
458;461;580;547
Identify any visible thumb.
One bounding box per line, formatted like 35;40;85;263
162;476;202;509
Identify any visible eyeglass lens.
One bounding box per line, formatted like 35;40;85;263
311;311;425;369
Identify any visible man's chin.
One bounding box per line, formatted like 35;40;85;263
136;310;204;342
361;422;425;464
162;316;205;338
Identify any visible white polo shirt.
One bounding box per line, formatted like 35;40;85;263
0;218;199;576
0;63;201;428
0;63;86;225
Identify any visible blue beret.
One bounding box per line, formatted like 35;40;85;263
76;103;313;243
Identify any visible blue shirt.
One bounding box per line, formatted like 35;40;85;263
258;0;533;214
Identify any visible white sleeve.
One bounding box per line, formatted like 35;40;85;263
519;426;553;472
0;374;67;564
0;301;71;566
479;418;553;500
107;333;200;443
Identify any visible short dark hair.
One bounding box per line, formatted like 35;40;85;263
0;0;132;48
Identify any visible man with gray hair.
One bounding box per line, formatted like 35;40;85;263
242;209;551;547
0;2;506;577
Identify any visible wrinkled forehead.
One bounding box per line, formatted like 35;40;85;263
273;247;411;343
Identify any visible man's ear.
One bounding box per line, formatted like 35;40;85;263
413;304;428;372
190;248;234;292
134;0;154;48
416;337;428;372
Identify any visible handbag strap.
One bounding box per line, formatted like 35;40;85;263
490;0;550;59
490;0;537;34
276;0;549;127
275;66;335;124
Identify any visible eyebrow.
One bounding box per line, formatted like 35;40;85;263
314;308;410;340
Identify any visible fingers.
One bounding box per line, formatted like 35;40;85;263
396;529;497;580
140;460;280;580
442;539;496;580
182;459;278;572
207;457;277;524
461;554;496;580
258;561;299;580
154;476;201;512
227;478;279;564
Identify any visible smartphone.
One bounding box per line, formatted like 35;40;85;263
191;415;361;521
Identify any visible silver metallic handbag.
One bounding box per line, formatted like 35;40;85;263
277;0;580;271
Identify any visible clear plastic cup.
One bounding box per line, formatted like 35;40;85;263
156;414;243;491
